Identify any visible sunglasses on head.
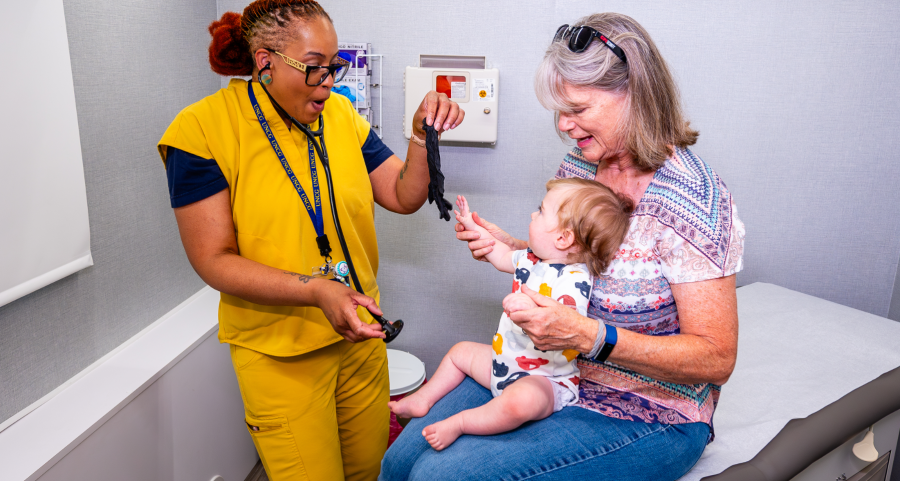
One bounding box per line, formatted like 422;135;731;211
554;25;627;64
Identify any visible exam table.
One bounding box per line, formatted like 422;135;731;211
682;283;900;480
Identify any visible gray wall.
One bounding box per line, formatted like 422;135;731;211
0;0;218;424
216;0;900;376
890;264;900;322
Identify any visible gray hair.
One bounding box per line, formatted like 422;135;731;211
535;13;698;171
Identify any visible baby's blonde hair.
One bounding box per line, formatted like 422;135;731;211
546;178;634;277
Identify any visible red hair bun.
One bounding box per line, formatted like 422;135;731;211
208;11;253;76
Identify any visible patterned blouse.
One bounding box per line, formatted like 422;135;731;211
555;147;745;441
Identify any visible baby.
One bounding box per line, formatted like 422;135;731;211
389;178;633;450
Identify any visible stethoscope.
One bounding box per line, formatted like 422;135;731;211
256;65;404;342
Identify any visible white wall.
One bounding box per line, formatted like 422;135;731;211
890;263;900;321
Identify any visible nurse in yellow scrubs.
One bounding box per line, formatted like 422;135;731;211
157;1;463;479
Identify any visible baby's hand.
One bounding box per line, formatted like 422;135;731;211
503;292;538;316
454;195;472;220
454;195;476;229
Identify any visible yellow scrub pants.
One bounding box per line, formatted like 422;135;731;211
230;339;389;481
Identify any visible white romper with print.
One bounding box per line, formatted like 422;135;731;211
490;249;592;409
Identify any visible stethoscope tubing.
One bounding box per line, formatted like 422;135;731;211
257;73;402;341
299;122;366;296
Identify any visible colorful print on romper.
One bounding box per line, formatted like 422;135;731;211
515;268;530;285
515;356;550;370
575;280;591;298
504;329;529;351
548;264;566;277
492;359;509;377
557;294;576;308
539;283;552;297
491;249;592;405
497;371;530;390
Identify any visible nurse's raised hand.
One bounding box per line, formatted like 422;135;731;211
413;91;465;135
315;280;386;343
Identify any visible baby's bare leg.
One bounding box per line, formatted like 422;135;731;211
389;341;492;419
422;375;556;451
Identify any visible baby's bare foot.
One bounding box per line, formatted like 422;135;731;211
422;418;463;451
388;394;433;419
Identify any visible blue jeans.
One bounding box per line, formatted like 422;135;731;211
380;378;709;481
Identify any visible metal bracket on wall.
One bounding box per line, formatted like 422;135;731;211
358;53;383;139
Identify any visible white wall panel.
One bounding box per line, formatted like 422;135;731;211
0;0;92;307
34;334;257;481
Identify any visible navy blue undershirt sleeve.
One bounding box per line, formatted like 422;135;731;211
360;129;394;173
164;146;229;208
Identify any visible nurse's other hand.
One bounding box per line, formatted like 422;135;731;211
413;91;465;136
455;212;514;262
316;280;386;342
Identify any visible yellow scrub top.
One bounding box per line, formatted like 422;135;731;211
158;79;380;356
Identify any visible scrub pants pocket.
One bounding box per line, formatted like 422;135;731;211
229;341;388;481
244;414;307;478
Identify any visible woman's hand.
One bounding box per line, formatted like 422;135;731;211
455;212;522;262
508;285;597;352
412;91;464;137
315;280;386;343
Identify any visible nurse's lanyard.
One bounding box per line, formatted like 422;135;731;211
247;81;333;268
248;77;403;342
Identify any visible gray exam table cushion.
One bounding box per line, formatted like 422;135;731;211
681;283;900;480
705;365;900;480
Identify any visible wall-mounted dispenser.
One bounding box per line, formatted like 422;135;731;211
404;54;499;144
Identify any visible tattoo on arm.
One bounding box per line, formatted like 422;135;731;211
399;158;410;180
284;271;313;284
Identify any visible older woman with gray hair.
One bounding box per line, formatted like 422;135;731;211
381;12;744;481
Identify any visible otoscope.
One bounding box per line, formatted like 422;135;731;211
258;73;404;342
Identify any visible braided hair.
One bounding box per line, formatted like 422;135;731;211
208;0;331;76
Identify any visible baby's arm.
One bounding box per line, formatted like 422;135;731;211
455;195;515;273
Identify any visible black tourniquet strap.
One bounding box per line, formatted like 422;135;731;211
422;120;453;221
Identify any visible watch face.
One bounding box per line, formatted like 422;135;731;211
335;261;350;277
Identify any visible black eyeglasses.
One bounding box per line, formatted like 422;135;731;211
265;48;351;86
554;25;627;64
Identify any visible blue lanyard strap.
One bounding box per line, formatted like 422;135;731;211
247;81;330;257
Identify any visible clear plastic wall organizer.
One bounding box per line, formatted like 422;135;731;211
335;42;383;139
